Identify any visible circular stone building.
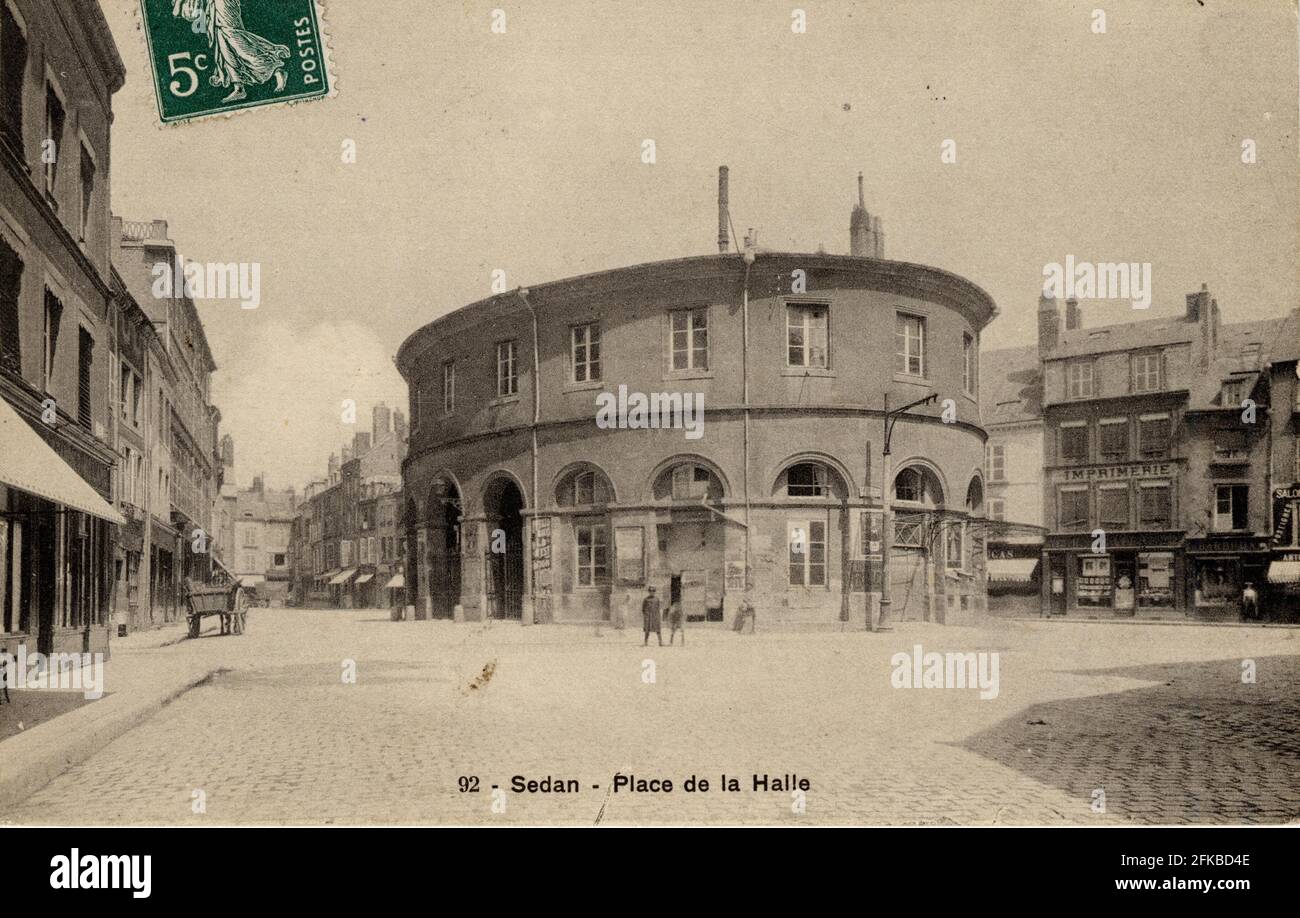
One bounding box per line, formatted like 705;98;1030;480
396;247;997;628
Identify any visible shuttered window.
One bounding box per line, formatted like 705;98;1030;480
77;326;93;429
0;236;20;371
0;3;26;153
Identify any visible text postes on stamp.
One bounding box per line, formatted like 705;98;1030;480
140;0;331;124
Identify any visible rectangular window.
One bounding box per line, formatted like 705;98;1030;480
1098;484;1130;531
243;528;257;548
1220;379;1248;408
441;361;454;415
989;444;1005;481
1213;427;1247;460
76;327;92;429
571;323;601;382
787;520;827;586
78;143;94;241
1138;414;1171;458
1138;481;1172;530
962;333;975;394
1058;487;1089;532
1066;361;1094;399
786;464;827;497
1213;484;1248;532
575;523;608;587
0;236;20;371
990;499;1005;522
1131;352;1163;393
573;470;595;506
495;340;517;397
120;366;130;422
670;307;708;371
788;304;829;369
1099;418;1129;461
671;464;711;500
894;313;925;376
0;2;27;154
43;83;64;201
1060;422;1088;464
43;288;62;391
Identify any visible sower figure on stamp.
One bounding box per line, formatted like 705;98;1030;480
176;0;291;103
668;598;684;646
641;586;663;646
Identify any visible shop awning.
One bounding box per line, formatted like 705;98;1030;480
384;573;405;589
353;573;373;584
315;569;337;582
0;395;125;525
987;558;1040;582
1267;560;1300;584
329;568;357;585
240;575;265;588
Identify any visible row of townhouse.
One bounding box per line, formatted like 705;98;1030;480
288;403;408;610
220;472;294;604
1;0;228;658
981;287;1300;619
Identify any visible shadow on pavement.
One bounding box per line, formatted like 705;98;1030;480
961;655;1300;824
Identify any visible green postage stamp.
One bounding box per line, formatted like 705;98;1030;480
139;0;333;124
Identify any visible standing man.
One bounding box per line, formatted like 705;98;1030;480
642;586;663;646
1242;582;1259;622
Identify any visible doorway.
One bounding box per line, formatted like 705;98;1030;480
483;476;524;619
425;476;462;619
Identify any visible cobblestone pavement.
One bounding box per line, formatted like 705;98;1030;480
3;609;1297;825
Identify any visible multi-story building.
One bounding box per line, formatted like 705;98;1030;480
0;0;125;656
1264;309;1300;614
1039;286;1291;618
980;337;1045;599
228;475;295;603
397;183;997;627
112;217;224;622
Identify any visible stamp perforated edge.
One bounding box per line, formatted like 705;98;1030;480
130;0;338;129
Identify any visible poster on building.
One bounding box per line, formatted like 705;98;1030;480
532;517;553;589
725;559;747;591
614;526;644;584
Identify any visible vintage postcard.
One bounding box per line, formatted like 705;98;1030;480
0;0;1298;886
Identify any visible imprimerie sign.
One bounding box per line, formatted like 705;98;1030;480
1056;461;1174;482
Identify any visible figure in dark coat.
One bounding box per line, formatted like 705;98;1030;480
642;587;663;646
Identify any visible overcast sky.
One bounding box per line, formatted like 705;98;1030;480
102;0;1298;492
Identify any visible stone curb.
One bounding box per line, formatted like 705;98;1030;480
0;666;218;816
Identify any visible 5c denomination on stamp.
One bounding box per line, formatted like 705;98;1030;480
139;0;332;124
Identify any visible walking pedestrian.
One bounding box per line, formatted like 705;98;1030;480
668;599;684;645
642;586;663;646
733;594;756;633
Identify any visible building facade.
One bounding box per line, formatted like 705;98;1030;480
1039;287;1291;618
398;229;997;627
1264;309;1300;613
227;475;294;602
0;0;125;657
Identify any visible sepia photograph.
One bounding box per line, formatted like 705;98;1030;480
0;0;1297;898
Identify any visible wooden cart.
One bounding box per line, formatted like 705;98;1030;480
185;579;247;638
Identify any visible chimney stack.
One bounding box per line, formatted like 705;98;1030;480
1065;297;1081;331
850;172;884;258
1038;292;1060;357
353;431;371;458
716;166;729;254
328;452;339;481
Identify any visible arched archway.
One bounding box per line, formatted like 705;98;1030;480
483;474;526;619
424;474;462;619
965;475;984;517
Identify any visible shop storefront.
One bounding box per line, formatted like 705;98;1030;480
1266;486;1300;620
1186;536;1270;618
1042;532;1185;616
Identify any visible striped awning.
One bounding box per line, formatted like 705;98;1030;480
329;568;357;585
987;558;1040;582
1267;560;1300;584
0;394;125;525
384;573;405;589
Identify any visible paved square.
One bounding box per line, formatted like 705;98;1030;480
3;610;1297;825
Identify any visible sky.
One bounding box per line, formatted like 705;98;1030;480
101;0;1299;491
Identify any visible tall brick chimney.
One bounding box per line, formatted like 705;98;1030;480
353;431;371;458
1187;283;1217;368
717;166;729;254
372;402;391;444
1038;292;1060;358
1065;297;1081;331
